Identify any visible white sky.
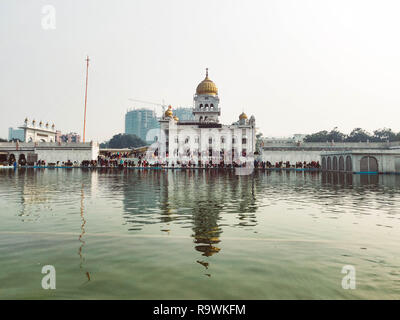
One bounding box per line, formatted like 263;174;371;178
1;0;400;142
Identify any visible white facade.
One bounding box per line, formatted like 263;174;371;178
321;150;400;174
0;142;99;165
19;118;56;143
34;143;99;164
154;70;256;166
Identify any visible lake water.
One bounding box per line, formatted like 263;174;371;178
0;168;400;299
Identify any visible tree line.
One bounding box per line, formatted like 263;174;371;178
304;127;400;143
100;133;147;149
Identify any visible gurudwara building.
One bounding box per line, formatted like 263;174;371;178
154;70;256;166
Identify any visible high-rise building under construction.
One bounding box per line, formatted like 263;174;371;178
125;108;160;142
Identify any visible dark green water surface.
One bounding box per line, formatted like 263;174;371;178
1;168;400;299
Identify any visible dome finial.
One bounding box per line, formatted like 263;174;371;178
196;69;218;95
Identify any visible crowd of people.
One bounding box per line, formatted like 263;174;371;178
28;152;321;170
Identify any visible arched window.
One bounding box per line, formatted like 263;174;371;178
346;156;352;172
199;104;203;109
199;116;203;121
360;156;378;173
339;156;344;171
333;156;338;171
327;157;332;170
369;157;378;172
322;157;326;170
205;104;209;110
209;137;213;144
210;104;214;109
18;154;26;165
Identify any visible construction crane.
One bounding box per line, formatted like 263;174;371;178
128;98;166;114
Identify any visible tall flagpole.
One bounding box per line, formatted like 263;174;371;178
83;56;90;143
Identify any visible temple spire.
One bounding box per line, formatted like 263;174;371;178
206;67;208;78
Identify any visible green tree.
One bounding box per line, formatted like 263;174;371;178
345;128;372;142
327;127;345;142
304;130;329;142
101;134;147;149
304;128;345;142
0;138;7;142
372;128;396;142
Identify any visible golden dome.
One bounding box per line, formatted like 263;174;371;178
196;68;218;95
239;112;248;120
165;105;173;117
173;116;179;121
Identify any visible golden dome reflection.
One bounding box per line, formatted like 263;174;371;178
196;68;218;96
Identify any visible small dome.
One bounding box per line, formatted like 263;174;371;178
239;112;248;120
165;105;173;117
196;68;218;96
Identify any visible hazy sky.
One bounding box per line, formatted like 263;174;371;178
1;0;400;142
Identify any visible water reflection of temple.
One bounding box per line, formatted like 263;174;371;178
121;169;259;273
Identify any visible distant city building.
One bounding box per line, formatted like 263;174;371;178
8;127;25;141
173;107;195;121
125;108;160;142
16;118;57;143
263;134;306;144
56;131;81;143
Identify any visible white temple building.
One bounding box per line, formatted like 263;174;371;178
154;69;256;166
19;118;57;142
